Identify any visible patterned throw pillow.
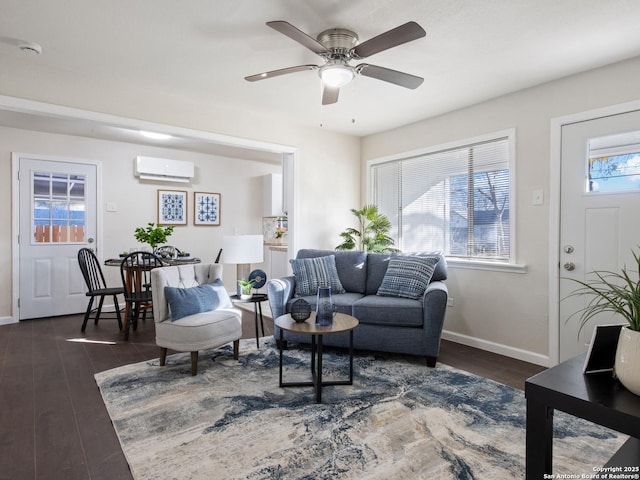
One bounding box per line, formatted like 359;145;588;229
289;255;346;297
377;255;439;300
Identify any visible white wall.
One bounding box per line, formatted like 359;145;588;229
362;56;640;365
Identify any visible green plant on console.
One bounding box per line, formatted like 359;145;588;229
134;223;175;249
565;248;640;333
335;204;399;253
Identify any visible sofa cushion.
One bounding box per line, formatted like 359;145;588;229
289;254;346;297
365;253;393;295
287;292;364;315
377;255;439;300
164;280;231;321
353;295;424;327
296;249;367;294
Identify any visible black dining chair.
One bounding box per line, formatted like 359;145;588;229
119;251;163;340
77;248;124;332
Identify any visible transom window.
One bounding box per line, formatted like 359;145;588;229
587;130;640;193
32;171;86;243
370;130;514;262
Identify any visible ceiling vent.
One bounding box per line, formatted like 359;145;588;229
134;156;194;183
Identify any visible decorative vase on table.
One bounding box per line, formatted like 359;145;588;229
614;327;640;396
315;286;334;327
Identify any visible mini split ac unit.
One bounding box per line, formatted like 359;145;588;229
134;156;194;183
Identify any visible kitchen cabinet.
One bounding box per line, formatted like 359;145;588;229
263;173;283;217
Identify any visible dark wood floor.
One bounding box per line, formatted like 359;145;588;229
0;310;545;480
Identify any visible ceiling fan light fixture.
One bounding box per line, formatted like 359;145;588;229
319;64;354;88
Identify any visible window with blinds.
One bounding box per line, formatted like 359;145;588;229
371;131;513;262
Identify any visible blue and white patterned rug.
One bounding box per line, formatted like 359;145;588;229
95;339;625;480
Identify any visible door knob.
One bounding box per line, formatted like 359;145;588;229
563;262;576;271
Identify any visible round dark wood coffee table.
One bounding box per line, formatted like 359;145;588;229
275;312;359;403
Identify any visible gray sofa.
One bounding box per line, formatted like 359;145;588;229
267;249;448;366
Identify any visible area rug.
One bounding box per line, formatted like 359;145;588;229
95;339;625;479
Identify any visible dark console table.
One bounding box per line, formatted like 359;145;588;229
525;353;640;479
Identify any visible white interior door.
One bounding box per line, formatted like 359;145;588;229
18;155;98;319
559;109;640;361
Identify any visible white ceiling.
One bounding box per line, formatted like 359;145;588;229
1;0;640;149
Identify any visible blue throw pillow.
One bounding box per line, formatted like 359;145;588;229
208;279;233;309
289;254;346;297
164;280;231;321
377;255;439;300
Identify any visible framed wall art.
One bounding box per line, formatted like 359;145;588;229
157;189;187;225
194;192;221;226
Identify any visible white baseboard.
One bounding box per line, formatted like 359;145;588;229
0;316;18;325
441;330;550;367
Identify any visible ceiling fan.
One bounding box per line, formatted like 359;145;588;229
245;20;426;105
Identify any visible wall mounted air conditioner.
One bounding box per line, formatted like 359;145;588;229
134;156;194;183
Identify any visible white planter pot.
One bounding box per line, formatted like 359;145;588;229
614;327;640;396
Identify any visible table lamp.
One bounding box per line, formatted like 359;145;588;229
222;234;264;294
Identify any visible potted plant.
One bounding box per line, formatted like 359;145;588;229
133;223;175;250
238;279;255;299
566;248;640;395
335;204;399;253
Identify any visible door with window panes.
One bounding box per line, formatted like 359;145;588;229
559;111;640;361
18;156;97;319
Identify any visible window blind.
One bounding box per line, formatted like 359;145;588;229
372;135;511;260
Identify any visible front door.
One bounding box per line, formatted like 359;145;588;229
559;109;640;361
18;155;98;319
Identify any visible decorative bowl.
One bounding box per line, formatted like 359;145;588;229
290;298;311;322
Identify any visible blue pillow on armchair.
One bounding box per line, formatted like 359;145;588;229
164;280;231;321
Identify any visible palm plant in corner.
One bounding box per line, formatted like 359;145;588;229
565;248;640;395
335;204;399;253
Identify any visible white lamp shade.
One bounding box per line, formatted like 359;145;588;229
223;235;264;264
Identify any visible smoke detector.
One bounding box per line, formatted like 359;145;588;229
19;41;42;55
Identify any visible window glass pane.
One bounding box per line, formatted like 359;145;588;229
69;175;85;198
32;171;86;244
587;131;640;193
51;174;68;196
33;173;50;196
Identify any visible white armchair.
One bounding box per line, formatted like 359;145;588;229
151;263;242;375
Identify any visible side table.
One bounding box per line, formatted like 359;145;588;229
275;312;359;403
525;352;640;479
231;293;268;349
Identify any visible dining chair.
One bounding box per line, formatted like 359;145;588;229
119;251;163;340
77;248;124;332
